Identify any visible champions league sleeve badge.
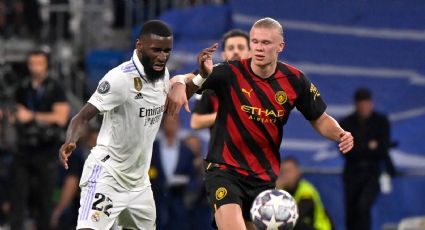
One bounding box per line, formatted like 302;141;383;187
97;81;110;94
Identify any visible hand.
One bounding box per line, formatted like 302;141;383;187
59;142;76;169
50;208;62;228
197;43;219;78
338;131;354;154
16;105;34;123
165;83;190;119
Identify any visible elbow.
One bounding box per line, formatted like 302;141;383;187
190;119;201;130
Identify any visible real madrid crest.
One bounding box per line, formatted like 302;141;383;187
215;187;227;201
275;91;287;105
134;77;143;91
91;211;101;222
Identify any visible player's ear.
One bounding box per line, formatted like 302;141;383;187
278;42;285;53
136;39;143;52
220;52;226;61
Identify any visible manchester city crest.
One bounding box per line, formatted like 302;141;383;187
275;91;287;105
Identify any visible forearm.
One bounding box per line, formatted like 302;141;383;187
170;73;200;99
34;102;70;127
65;114;88;143
190;113;217;129
311;112;345;142
55;175;79;212
65;103;98;143
35;111;68;127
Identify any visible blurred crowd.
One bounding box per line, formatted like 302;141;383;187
0;1;223;229
0;1;401;230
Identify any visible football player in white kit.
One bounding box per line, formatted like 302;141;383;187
59;20;182;230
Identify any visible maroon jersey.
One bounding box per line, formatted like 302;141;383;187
200;58;326;182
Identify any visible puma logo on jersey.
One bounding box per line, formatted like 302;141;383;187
134;92;143;99
242;88;253;98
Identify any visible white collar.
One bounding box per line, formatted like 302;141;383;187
132;49;146;77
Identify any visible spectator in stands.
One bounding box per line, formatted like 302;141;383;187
340;87;396;230
191;29;250;130
149;115;195;230
276;156;332;230
50;123;99;230
11;49;70;230
183;134;215;230
9;0;42;39
0;0;8;37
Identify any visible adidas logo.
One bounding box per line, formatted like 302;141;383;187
134;92;143;99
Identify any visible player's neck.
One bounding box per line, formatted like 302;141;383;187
251;61;277;79
31;74;48;89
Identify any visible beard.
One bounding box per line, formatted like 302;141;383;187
141;53;166;83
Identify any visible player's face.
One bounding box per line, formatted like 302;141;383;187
28;54;48;79
280;161;300;189
222;36;250;61
249;27;284;67
355;99;374;119
137;34;173;82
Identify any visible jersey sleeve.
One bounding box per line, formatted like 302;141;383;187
192;90;215;114
200;62;233;93
51;81;67;103
295;73;327;121
88;70;128;113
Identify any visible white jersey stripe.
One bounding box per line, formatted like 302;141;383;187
81;165;102;220
79;164;99;220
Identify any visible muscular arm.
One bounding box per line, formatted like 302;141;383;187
35;102;70;127
310;112;345;142
191;112;217;129
51;174;79;224
310;112;353;153
59;103;99;169
65;103;99;143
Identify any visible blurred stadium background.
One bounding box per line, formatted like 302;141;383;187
0;0;424;230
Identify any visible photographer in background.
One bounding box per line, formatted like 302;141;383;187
11;50;70;230
340;88;396;230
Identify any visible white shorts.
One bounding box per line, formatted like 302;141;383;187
77;155;156;230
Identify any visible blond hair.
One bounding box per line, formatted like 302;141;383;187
252;17;284;41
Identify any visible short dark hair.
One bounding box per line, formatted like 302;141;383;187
222;29;249;51
281;156;300;167
139;20;173;39
354;87;372;102
27;49;49;60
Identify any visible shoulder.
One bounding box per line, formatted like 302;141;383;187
298;179;318;195
118;60;137;74
372;111;389;122
102;64;131;86
44;77;66;93
277;61;303;79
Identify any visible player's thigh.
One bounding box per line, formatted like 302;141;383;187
242;180;275;221
118;186;156;230
205;168;244;212
77;166;126;229
214;203;246;230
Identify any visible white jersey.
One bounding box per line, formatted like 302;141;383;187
88;50;170;191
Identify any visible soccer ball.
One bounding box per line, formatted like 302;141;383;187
250;189;299;230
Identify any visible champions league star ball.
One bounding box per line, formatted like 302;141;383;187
250;189;299;230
